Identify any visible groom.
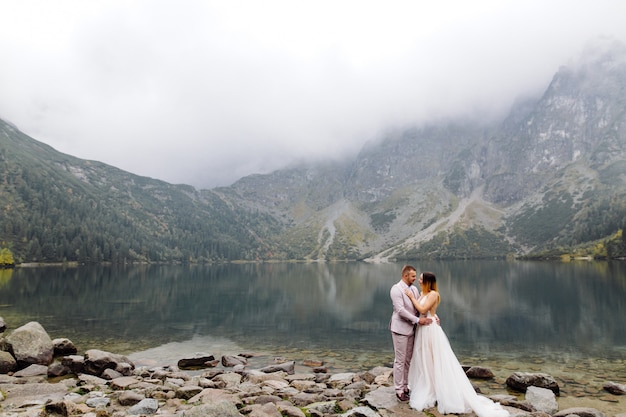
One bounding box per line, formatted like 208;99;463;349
389;265;432;401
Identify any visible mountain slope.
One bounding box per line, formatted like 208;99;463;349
0;120;282;263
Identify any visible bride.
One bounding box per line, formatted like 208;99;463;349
404;272;509;417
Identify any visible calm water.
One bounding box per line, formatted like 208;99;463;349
1;261;625;381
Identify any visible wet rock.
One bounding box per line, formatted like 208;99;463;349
303;359;324;367
603;381;626;395
178;352;216;369
222;354;247;367
5;321;54;366
83;348;134;377
506;371;560;395
52;338;77;356
466;366;495;379
526;386;558;414
259;360;295;374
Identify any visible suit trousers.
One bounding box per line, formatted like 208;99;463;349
391;328;415;394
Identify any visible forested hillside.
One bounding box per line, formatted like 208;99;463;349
0;119;282;264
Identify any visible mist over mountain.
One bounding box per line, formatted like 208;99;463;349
2;42;626;264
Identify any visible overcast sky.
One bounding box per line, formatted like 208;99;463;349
1;0;626;188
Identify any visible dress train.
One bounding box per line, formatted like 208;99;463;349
408;315;509;417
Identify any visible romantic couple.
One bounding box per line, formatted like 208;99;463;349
389;265;509;417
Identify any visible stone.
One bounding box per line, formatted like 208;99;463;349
466;366;495;379
116;361;135;376
128;398;159;415
290;392;324;407
343;406;381;417
52;338;77;356
251;394;283;405
176;385;203;400
553;407;606;417
13;363;48;377
178;353;216;369
86;394;110;408
277;403;306;417
603;381;626;395
215;372;243;388
245;402;283;417
5;321;54;366
259;361;295;374
506;372;560;395
0;316;6;333
118;390;145;406
187;387;242;406
45;399;79;416
109;375;138;390
327;372;356;389
61;354;84;374
101;367;124;380
47;362;71;378
0;350;17;373
362;386;398;410
303;400;337;415
83;349;134;376
77;373;108;387
526;385;558;414
303;359;324;367
222;355;247;367
182;401;244;417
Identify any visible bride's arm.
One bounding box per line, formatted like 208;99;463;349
414;292;438;315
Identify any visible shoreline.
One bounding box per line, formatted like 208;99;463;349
1;348;624;417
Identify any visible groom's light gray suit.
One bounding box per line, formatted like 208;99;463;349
389;281;419;395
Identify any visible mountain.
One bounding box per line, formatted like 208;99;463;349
0;120;282;263
2;40;626;264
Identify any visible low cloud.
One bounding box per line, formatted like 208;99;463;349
1;0;625;188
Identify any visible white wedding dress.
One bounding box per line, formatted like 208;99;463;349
408;297;509;417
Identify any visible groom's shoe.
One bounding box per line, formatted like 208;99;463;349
404;389;411;398
396;392;410;402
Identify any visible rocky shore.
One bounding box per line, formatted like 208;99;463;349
0;320;625;417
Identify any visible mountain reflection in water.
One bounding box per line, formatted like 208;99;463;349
0;261;624;378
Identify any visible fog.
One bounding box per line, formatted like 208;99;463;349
1;0;625;188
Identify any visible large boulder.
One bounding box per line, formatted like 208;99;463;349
5;321;54;367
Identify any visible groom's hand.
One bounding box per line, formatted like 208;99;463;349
417;316;433;326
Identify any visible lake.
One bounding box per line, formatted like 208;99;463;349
1;260;625;388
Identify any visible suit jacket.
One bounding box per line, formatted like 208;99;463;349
389;280;419;335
